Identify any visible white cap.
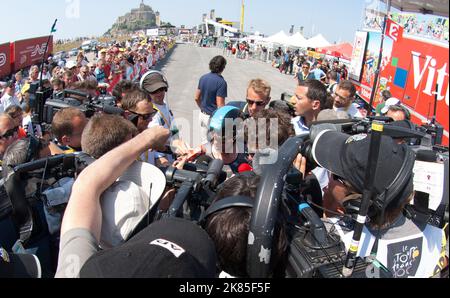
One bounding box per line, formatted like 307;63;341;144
100;161;166;249
381;97;401;114
65;60;78;69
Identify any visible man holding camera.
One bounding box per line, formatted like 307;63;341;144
51;108;88;153
310;129;447;277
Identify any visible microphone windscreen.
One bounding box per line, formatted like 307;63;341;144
238;163;253;173
416;150;437;163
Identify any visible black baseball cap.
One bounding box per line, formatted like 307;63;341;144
80;218;217;278
0;248;41;278
312;130;414;208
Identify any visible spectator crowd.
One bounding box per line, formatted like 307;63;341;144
0;32;447;280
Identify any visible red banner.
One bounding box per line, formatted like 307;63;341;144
386;18;404;43
356;31;449;145
12;36;53;72
0;43;11;79
380;36;449;144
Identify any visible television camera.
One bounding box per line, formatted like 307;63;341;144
0;153;95;244
28;82;123;136
159;158;227;219
43;89;123;124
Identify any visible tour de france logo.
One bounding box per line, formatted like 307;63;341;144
387;237;422;278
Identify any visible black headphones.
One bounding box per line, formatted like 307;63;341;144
199;195;254;227
343;145;416;217
372;146;415;211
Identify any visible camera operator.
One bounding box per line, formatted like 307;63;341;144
51;108;88;153
1;137;60;275
310;130;447;277
385;104;411;122
55;126;174;278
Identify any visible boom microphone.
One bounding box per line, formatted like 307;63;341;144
100;105;124;115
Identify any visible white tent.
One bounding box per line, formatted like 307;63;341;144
287;32;308;48
264;31;291;45
242;34;265;42
305;34;331;48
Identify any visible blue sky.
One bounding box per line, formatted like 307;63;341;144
1;0;369;44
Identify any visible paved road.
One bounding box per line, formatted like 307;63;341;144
157;44;298;145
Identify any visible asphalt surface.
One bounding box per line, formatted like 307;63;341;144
81;44;297;146
157;43;297;146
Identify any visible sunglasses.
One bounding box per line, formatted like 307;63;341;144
150;87;167;95
0;127;18;140
246;99;266;107
130;109;158;121
333;92;352;102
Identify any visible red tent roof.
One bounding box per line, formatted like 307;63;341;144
317;43;354;60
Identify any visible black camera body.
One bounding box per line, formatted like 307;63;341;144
0;153;95;220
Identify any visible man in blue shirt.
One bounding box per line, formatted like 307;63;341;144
195;56;228;143
311;63;326;81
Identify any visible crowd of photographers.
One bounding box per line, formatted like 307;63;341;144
0;41;448;278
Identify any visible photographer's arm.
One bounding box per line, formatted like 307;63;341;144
61;126;170;241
